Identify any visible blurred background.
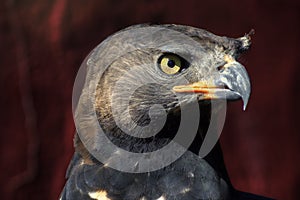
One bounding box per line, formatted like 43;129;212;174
1;0;299;199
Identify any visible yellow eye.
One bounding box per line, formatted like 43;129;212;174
158;54;182;75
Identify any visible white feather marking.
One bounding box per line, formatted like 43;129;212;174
88;190;111;200
156;195;166;200
180;187;191;194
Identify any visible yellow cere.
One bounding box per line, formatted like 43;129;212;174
159;54;182;75
224;55;235;64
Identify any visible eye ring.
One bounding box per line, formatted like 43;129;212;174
158;53;189;75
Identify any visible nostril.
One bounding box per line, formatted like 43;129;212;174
216;61;227;72
217;65;225;72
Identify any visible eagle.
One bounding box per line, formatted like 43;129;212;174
60;24;272;200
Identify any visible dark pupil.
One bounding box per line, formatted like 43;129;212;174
167;59;175;68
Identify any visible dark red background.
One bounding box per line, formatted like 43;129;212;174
1;0;299;199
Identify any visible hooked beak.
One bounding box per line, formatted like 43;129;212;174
173;57;251;110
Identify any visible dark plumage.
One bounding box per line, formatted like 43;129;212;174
60;24;273;200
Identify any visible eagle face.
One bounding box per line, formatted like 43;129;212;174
73;24;252;172
87;24;251;152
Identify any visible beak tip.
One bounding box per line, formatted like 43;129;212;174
243;103;247;111
242;95;250;111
